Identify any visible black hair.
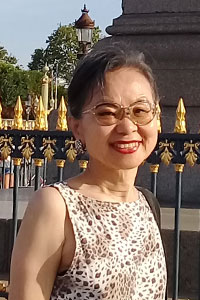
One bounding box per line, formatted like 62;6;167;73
68;43;159;119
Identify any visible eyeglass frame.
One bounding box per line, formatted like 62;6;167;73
81;99;158;126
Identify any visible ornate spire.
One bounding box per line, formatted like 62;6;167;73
56;96;68;131
13;96;23;130
34;96;46;130
174;97;187;133
156;102;162;133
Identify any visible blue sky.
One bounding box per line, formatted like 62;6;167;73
0;0;122;68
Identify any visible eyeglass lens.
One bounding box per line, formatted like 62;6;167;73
94;102;155;126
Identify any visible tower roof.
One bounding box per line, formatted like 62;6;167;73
75;4;95;29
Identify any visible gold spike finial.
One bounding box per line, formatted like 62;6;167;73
34;96;46;130
156;102;162;133
13;96;23;130
0;102;2;129
174;97;187;133
56;96;68;131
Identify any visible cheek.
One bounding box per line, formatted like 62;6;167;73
140;121;158;145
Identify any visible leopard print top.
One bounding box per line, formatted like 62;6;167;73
50;182;167;300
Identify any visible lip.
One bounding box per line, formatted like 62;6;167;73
111;140;142;154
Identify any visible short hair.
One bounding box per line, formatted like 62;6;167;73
68;44;159;119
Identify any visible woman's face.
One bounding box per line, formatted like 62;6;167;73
72;67;158;170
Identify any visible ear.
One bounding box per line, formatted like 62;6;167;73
68;116;85;142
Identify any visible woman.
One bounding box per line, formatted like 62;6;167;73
9;45;167;300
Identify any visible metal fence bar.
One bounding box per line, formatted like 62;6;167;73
34;165;41;191
56;160;65;182
11;159;21;255
172;164;184;300
2;159;5;188
43;158;47;186
150;164;159;197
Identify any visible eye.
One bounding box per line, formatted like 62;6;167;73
133;106;150;115
95;104;119;117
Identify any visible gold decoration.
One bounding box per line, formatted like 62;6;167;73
150;164;159;173
34;158;43;167
34;96;46;130
13;158;22;166
175;164;184;173
0;281;7;292
174;97;186;133
43;138;56;162
156;102;162;133
65;139;77;162
79;160;88;169
13;96;23;130
56;96;68;131
0;136;13;160
184;141;199;167
56;160;65;168
0;102;2;129
159;140;174;166
21;137;35;160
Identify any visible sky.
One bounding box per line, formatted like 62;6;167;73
0;0;122;69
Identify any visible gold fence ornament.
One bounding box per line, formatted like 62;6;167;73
13;96;23;130
42;138;56;162
34;158;43;167
13;158;22;166
0;136;13;160
184;141;199;167
20;137;35;161
56;96;68;131
156;102;162;133
65;139;77;162
150;164;159;173
159;140;175;166
175;164;184;173
174;97;187;133
56;160;65;168
34;96;46;130
79;160;88;169
0;102;2;129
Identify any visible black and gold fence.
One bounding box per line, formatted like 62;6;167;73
0;96;199;300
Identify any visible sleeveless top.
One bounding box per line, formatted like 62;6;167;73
50;182;167;300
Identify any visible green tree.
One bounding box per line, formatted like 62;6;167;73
0;62;28;106
0;62;43;106
0;45;17;65
28;24;101;84
28;48;46;71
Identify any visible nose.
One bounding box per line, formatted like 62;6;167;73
115;115;138;134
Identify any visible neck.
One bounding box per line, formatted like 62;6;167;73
74;158;138;202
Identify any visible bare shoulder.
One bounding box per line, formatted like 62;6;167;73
9;186;69;300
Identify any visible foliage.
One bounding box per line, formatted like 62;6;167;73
0;61;43;106
28;24;101;84
28;48;46;71
0;45;17;65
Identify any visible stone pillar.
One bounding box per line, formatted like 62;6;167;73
41;64;49;111
98;0;200;133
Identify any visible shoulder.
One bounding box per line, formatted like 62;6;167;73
26;186;67;219
20;186;69;238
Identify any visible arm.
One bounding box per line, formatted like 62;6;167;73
9;187;67;300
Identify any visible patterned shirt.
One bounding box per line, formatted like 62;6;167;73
50;183;167;300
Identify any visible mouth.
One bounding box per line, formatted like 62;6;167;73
112;141;142;154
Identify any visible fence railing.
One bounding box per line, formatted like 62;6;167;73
0;96;200;300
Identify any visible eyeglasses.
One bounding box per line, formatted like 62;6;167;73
82;99;157;126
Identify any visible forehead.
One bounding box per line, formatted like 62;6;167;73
90;67;153;107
